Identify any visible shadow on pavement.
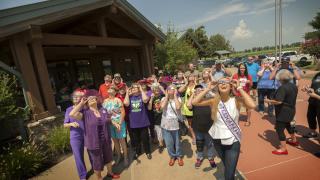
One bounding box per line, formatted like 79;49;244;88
258;130;279;149
294;125;320;158
181;138;193;158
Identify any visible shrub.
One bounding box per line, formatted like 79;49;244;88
47;126;70;155
0;142;46;179
0;71;29;121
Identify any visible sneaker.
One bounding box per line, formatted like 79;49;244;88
194;159;203;169
178;158;184;166
208;159;217;168
158;146;164;154
133;153;139;160
169;158;176;166
303;132;318;138
146;153;152;160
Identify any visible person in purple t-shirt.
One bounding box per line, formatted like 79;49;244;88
64;89;89;180
69;89;120;180
124;83;152;160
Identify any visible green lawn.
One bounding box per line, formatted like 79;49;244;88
230;47;300;57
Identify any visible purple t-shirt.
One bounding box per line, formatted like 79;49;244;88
64;106;84;139
128;95;150;128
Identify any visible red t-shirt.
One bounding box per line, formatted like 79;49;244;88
232;73;253;96
99;83;111;100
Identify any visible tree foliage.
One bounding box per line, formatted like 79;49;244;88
184;26;209;59
207;34;232;56
155;27;197;72
309;11;320;31
0;70;29;121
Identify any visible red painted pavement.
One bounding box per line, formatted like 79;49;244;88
237;78;320;180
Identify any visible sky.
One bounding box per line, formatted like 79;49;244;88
128;0;320;51
1;0;319;51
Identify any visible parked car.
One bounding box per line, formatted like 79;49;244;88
281;51;311;62
198;59;216;68
268;51;312;62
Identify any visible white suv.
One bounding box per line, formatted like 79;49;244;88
281;51;311;62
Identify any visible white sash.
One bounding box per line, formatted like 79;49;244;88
218;101;241;142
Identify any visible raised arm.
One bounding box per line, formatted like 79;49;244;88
174;90;181;110
123;88;130;107
178;82;188;93
140;85;149;103
148;94;154;110
269;63;280;80
257;67;265;77
160;92;169;110
192;82;216;106
187;93;194;110
233;80;256;109
69;98;87;120
291;64;302;80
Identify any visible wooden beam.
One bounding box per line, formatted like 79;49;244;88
106;14;144;39
42;33;143;46
142;43;151;76
10;36;45;114
97;18;107;37
30;39;58;113
147;44;155;74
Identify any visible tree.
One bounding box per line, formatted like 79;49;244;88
309;11;320;31
184;26;209;59
154;27;197;73
0;71;29;121
207;34;232;57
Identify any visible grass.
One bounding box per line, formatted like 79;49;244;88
230;47;300;57
300;63;318;70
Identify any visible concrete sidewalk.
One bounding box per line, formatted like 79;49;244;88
33;136;244;180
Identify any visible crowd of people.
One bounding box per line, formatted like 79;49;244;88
63;56;320;180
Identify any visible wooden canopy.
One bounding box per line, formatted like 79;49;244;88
0;0;165;120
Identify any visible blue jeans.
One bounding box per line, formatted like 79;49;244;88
162;129;182;158
194;130;214;160
213;139;240;180
258;88;275;113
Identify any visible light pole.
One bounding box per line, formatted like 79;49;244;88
279;0;282;60
275;0;278;61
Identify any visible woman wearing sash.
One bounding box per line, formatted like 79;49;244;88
192;78;255;180
179;74;197;144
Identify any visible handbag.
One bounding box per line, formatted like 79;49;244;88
169;101;188;136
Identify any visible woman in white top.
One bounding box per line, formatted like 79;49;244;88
160;85;184;167
192;78;255;180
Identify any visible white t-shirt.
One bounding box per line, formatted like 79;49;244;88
161;97;182;131
208;97;240;145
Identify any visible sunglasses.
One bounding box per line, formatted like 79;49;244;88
218;80;231;84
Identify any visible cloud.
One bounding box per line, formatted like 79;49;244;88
177;0;297;30
178;1;248;29
231;19;253;40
